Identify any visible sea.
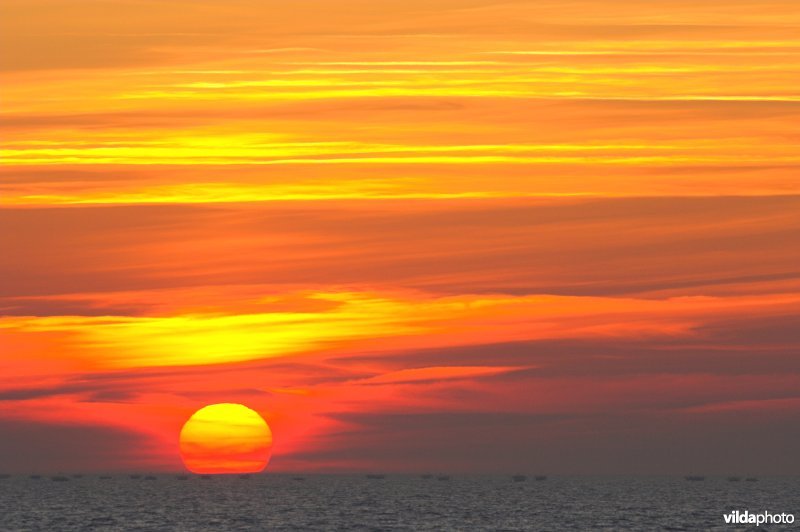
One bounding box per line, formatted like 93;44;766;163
0;474;797;531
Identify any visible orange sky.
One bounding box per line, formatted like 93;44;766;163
1;0;800;474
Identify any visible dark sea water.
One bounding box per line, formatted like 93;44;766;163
0;474;797;531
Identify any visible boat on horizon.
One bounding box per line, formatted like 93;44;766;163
366;474;386;479
727;476;742;482
535;475;547;481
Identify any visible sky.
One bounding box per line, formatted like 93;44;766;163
1;0;800;474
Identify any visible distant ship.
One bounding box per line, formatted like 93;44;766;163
366;474;386;479
727;476;742;482
535;475;548;481
685;476;705;481
512;475;526;482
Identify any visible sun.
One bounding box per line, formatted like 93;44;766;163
179;403;273;474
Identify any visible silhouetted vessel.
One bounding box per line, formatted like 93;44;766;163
535;475;548;481
745;477;759;482
436;475;451;481
366;474;386;479
512;475;526;482
51;476;69;482
727;476;741;482
685;476;705;481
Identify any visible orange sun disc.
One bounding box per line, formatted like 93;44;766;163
179;403;273;474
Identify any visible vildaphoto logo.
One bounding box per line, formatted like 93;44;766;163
723;510;795;526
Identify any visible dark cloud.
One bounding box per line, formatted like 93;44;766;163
0;420;155;473
0;358;368;405
3;195;799;300
694;313;800;347
330;317;800;378
284;408;800;475
0;380;138;403
0;298;147;317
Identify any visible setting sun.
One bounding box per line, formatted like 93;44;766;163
179;403;273;475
